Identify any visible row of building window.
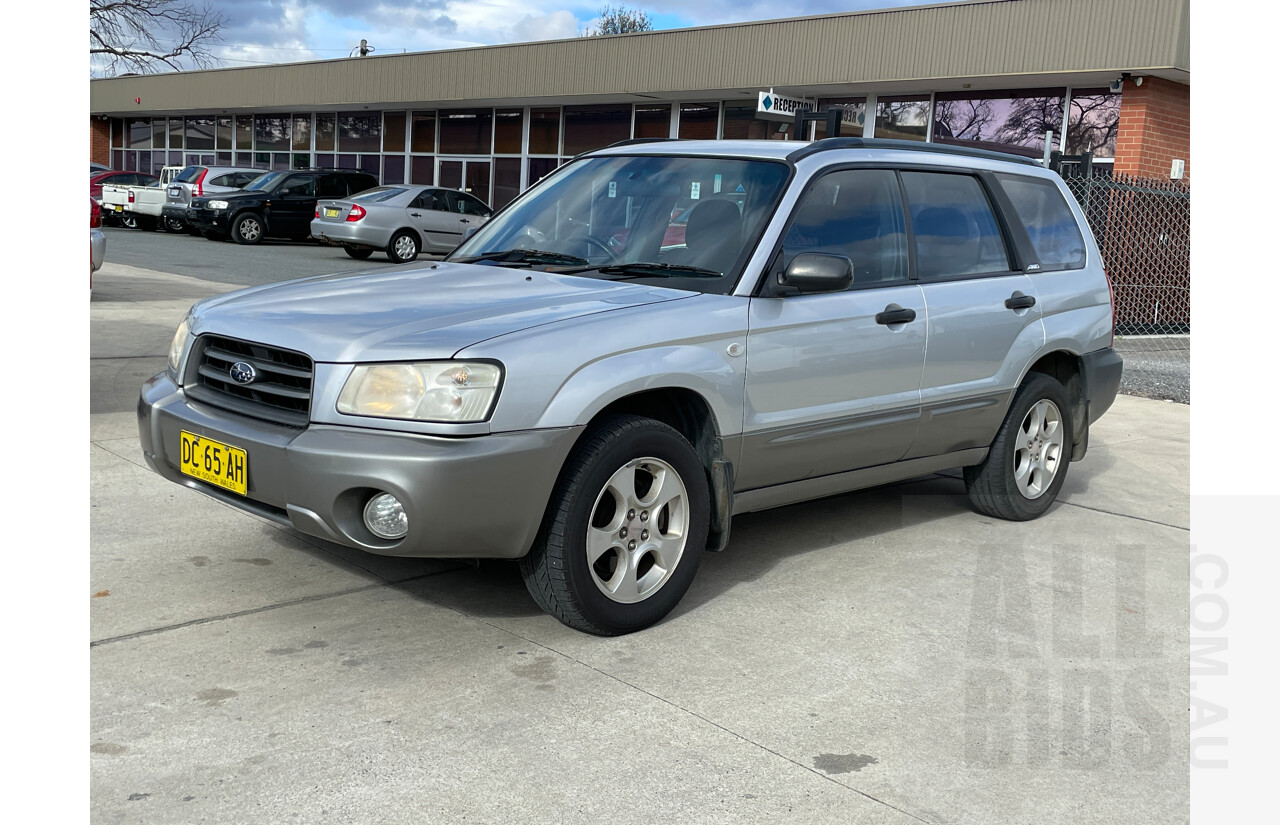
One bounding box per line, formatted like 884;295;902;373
107;89;1121;208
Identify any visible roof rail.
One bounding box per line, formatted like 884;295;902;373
787;137;1040;166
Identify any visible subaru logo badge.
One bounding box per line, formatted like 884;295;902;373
229;361;257;385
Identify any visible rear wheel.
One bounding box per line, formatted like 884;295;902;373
386;229;419;264
964;372;1073;521
519;415;710;635
120;214;139;230
344;245;374;260
231;212;264;245
163;216;186;233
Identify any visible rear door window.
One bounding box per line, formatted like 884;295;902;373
995;173;1086;270
901;171;1011;280
317;174;347;197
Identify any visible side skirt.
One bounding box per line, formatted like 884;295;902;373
732;448;988;515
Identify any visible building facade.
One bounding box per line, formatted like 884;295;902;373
89;0;1190;209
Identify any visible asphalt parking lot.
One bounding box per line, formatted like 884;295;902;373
90;238;1190;824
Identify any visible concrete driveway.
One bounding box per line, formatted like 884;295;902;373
91;263;1190;824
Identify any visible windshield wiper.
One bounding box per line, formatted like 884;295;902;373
453;249;590;267
591;262;723;279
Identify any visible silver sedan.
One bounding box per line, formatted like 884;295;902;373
311;185;493;263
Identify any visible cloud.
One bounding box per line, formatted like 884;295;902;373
511;11;582;43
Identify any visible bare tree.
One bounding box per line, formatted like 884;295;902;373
90;0;227;74
933;99;996;141
583;4;654;36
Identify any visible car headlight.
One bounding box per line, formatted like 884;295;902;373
337;362;503;422
207;200;229;210
167;315;191;375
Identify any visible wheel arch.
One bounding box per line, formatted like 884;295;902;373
581;387;733;552
1021;349;1088;461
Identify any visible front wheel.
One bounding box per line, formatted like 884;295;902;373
519;415;710;635
231;212;264;245
964;372;1073;521
344;244;374;260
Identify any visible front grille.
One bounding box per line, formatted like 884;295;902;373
184;335;313;427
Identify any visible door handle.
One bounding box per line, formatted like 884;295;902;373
410;212;421;217
1005;292;1037;310
459;218;471;224
875;304;917;325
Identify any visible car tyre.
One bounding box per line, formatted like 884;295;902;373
121;214;139;230
519;414;709;635
231;212;265;245
163;217;186;233
964;372;1073;521
344;245;374;260
386;229;419;264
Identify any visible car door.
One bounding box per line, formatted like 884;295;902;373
899;169;1046;460
448;191;492;240
405;189;459;251
267;173;318;237
738;167;927;490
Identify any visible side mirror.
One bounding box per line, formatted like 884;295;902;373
775;252;853;295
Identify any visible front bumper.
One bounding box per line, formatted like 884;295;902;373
138;372;581;559
184;207;230;233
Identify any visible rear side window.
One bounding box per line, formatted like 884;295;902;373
209;174;235;187
175;166;203;183
902;171;1010;280
996;173;1086;270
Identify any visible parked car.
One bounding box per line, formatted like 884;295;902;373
139;137;1122;636
101;166;187;230
184;169;379;244
90;170;159;213
311;185;493;263
90;198;105;292
162;166;267;234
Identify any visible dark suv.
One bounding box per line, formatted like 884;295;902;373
186;169;379;244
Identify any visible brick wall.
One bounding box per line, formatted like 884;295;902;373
1113;76;1190;181
90;118;111;166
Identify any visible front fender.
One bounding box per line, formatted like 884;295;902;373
534;344;745;434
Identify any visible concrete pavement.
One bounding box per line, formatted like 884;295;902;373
91;263;1189;824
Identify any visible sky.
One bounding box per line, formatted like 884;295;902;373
91;0;935;74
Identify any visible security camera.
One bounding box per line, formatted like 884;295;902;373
1108;78;1123;94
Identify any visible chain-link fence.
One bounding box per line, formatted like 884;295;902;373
1060;170;1190;337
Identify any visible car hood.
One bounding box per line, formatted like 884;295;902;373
189;263;694;362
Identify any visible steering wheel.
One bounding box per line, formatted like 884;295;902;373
572;232;621;263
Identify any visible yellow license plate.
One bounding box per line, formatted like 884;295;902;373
111;205;124;212
179;431;248;496
325;208;339;218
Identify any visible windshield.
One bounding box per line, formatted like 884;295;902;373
244;171;289;192
448;154;791;294
174;166;202;183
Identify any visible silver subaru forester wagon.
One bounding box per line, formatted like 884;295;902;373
140;138;1122;635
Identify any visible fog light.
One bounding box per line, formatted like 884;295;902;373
363;493;408;540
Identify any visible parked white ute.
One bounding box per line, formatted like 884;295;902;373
101;166;185;230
